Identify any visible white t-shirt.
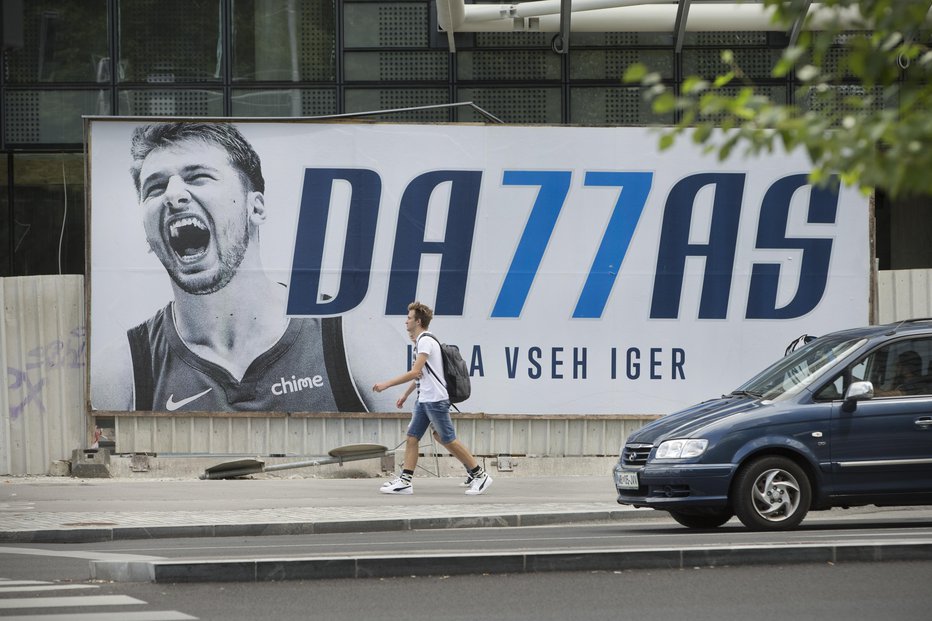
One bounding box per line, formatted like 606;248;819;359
415;332;448;403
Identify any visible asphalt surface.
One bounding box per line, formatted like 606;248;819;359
2;474;931;583
0;474;635;543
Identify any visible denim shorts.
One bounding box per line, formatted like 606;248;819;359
407;399;456;444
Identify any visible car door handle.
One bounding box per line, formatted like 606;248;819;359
916;417;932;429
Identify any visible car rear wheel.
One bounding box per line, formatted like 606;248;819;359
733;456;811;531
669;509;733;529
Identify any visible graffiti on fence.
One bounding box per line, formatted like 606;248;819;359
5;326;85;420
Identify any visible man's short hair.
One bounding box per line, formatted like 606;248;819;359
408;301;433;329
129;122;265;196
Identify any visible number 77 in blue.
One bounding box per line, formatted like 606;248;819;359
491;170;653;319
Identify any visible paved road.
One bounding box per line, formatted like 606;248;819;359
2;475;932;583
3;561;931;621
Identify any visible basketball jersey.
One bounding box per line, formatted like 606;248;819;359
127;304;364;412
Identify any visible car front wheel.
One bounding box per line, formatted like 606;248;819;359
733;456;811;531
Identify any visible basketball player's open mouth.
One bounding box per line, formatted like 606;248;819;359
169;216;210;261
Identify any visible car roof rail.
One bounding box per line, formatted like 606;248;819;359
885;317;932;336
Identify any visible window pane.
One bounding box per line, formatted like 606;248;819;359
344;2;428;49
11;154;85;276
3;0;108;83
455;88;561;124
117;89;223;116
232;0;335;81
457;51;560;81
344;51;447;82
571;50;673;81
682;48;783;80
4;90;109;145
344;88;449;121
682;31;770;47
118;0;222;83
571;87;672;125
473;32;550;48
572;32;673;47
231;89;336;116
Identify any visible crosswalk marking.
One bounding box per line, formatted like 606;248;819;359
0;577;197;620
0;594;145;608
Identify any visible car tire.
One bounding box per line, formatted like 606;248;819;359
669;509;733;529
733;456;811;531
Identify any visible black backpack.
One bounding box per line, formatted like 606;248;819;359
419;333;471;404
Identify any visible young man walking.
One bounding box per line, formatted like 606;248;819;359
372;301;492;495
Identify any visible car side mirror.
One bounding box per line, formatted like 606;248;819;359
844;380;874;404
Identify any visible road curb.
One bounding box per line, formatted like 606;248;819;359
90;541;932;583
0;509;656;544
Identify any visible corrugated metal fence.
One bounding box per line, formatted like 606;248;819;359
1;276;86;475
1;272;927;474
876;269;932;322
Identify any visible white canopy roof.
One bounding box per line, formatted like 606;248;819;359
433;1;916;52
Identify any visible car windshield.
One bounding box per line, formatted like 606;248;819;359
733;335;867;401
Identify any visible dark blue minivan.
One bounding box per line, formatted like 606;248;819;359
613;319;932;530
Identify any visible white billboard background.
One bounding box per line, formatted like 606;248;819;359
89;120;870;415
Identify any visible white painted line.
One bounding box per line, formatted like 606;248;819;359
0;594;145;608
0;584;99;593
0;547;163;561
0;612;197;621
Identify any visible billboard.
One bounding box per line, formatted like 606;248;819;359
87;119;870;415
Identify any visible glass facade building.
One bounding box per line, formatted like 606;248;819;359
0;0;925;277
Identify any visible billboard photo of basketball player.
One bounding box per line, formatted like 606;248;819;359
92;122;366;413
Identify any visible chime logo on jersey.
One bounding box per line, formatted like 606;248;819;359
271;374;325;396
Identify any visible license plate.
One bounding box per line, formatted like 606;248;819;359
617;471;639;489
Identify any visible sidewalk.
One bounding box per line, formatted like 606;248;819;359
0;474;645;544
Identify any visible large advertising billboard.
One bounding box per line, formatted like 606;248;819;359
88;119;870;415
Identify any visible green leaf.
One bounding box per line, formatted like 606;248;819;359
693;125;712;144
682;76;709;95
652;92;677;114
713;72;735;88
622;63;647;84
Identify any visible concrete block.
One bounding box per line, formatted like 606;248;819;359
130;454;151;472
71;449;111;479
48;460;71;477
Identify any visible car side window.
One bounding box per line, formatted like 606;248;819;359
812;340;932;401
814;357;869;401
864;338;932;397
814;374;844;401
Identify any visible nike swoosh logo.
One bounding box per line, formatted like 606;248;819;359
166;388;213;411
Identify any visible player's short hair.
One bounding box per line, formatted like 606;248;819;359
129;122;265;197
408;301;433;329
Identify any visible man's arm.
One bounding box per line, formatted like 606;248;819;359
395;380;417;409
372;352;428;394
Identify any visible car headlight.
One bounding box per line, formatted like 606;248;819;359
654;438;708;460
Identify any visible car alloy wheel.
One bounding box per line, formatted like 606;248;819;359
734;456;811;531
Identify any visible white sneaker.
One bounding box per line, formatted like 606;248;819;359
380;477;413;494
465;471;493;495
460;472;476;487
